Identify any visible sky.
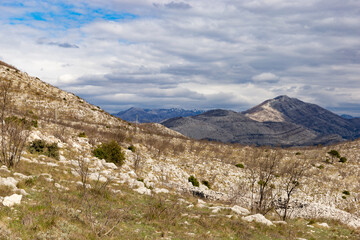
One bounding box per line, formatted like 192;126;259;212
0;0;360;116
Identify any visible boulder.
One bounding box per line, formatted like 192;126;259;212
317;222;330;228
103;162;118;169
0;177;18;189
242;214;274;226
3;194;22;207
231;205;250;216
153;188;170;194
134;187;151;195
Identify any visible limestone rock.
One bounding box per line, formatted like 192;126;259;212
3;194;22;207
0;177;18;189
134;186;151;195
153;188;170;194
317;222;330;228
273;221;287;225
242;214;274;226
231;205;250;216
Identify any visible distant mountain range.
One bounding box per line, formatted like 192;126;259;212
162;95;360;147
113;107;205;123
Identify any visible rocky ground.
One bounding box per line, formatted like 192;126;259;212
0;64;359;239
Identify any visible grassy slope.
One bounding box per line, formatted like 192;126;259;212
1;158;359;239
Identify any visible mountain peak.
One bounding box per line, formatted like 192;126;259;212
274;95;291;101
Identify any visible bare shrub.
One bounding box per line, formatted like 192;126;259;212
0;78;30;168
76;155;122;237
245;148;282;214
277;153;310;220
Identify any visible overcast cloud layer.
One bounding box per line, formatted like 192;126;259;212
1;0;360;115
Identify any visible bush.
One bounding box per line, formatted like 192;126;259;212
201;180;211;189
235;163;244;168
328;150;340;158
188;175;199;187
29;140;46;153
128;145;136;152
31;120;38;128
28;140;59;160
339;157;347;163
93;140;125;166
78;132;86;138
46;143;59;159
342;190;350;196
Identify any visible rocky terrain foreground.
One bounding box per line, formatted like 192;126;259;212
0;63;359;239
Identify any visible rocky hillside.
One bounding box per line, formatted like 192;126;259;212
162;96;360;146
0;62;360;239
113;107;204;123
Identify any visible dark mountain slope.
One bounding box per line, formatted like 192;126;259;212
113;107;204;123
162;109;340;146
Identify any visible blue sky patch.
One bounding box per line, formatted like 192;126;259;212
1;1;138;30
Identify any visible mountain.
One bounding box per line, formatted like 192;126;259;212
113;107;204;123
162;96;360;146
243;95;360;140
341;114;355;119
2;61;360;238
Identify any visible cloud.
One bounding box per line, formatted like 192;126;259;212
252;72;280;83
164;2;192;10
37;38;79;48
0;0;360;115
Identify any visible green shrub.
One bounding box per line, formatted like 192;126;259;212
128;145;136;152
31;120;38;128
317;165;324;169
328;150;340;158
46;143;59;159
188;175;199;187
342;190;350;196
29;140;46;153
339;157;347;163
201;180;211;189
235;163;244;168
78;132;86;138
93;140;125;166
28;140;59;160
308;220;316;225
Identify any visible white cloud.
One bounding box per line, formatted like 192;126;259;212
252;72;280;83
0;0;360;115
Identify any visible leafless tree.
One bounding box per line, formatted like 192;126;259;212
277;153;309;220
246;148;282;214
0;77;30;168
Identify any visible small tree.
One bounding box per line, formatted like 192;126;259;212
327;150;340;163
0;78;30;168
278;155;309;220
246;148;282;214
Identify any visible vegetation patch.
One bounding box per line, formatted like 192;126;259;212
235;163;244;168
188;175;199;187
93;140;125;166
28;140;59;160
